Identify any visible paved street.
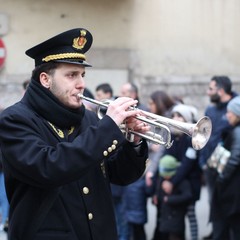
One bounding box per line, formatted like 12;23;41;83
0;231;6;240
0;186;211;240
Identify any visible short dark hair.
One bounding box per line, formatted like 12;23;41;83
23;80;30;90
129;83;138;94
95;83;113;97
211;76;232;94
83;88;94;99
31;62;61;81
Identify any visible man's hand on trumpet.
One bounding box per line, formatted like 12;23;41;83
106;97;139;126
125;116;150;144
106;97;150;144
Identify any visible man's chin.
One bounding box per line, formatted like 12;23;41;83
210;95;220;103
67;102;82;109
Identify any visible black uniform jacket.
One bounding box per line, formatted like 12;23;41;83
0;97;148;240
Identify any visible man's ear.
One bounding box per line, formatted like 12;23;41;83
39;72;51;89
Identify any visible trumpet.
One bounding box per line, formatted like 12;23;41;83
79;94;212;150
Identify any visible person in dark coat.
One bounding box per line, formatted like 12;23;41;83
124;173;155;240
199;76;237;240
0;28;149;240
210;96;240;240
160;104;202;240
158;155;192;240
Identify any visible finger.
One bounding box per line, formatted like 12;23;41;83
113;97;137;108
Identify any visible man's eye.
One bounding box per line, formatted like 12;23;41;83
68;73;76;78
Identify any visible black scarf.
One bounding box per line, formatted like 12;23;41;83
23;79;85;129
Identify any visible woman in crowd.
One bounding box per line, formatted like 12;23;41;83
146;90;176;240
156;104;202;240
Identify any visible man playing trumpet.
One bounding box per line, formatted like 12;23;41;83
0;28;149;240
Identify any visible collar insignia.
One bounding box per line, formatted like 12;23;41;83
48;122;75;138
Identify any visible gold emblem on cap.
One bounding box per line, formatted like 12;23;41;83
72;30;87;50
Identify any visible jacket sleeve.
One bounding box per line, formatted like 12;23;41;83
218;126;240;183
171;146;197;186
107;139;148;185
0;107;148;188
167;180;192;205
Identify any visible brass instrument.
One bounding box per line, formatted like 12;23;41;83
79;94;212;150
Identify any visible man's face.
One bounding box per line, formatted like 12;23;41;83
207;80;220;103
120;84;131;97
171;112;185;135
148;98;157;114
41;63;86;109
95;90;111;101
120;83;137;99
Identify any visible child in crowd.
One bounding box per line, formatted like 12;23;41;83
158;155;192;240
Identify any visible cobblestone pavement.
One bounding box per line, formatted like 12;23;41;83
0;186;211;240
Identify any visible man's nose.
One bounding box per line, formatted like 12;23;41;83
76;76;85;88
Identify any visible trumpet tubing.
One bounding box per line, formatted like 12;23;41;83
78;94;212;150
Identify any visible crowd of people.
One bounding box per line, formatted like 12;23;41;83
0;28;239;240
82;75;239;240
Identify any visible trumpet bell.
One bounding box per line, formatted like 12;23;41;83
191;116;212;150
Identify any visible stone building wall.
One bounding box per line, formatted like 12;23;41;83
139;75;240;117
0;0;240;115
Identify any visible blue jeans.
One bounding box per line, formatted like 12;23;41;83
0;173;9;224
113;197;129;240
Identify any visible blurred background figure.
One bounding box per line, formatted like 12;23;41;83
124;171;154;240
119;82;150;240
158;154;192;240
120;82;148;111
22;79;30;94
146;90;177;187
0;109;9;233
146;90;176;240
82;88;96;111
159;104;202;240
148;91;177;118
210;96;240;240
199;76;238;240
95;83;114;101
95;83;116;115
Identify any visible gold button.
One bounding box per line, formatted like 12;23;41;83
111;145;116;150
103;151;108;156
88;213;93;220
108;147;112;152
83;187;89;194
113;140;118;145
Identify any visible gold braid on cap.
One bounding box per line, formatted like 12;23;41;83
42;53;86;62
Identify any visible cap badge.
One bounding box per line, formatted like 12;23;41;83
72;30;87;50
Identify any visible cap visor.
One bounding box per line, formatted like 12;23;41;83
55;59;92;67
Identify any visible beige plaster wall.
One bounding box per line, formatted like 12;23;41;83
1;0;240;74
0;0;240;110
